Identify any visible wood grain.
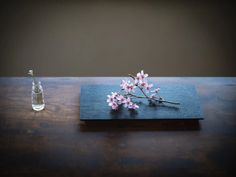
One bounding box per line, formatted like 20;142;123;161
0;77;236;177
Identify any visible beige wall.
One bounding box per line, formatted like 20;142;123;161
0;1;235;76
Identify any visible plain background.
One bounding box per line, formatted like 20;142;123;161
0;0;235;76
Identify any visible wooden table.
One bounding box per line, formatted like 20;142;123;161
0;77;236;177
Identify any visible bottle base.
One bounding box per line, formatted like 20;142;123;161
32;104;45;111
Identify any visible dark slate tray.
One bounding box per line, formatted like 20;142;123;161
80;85;203;120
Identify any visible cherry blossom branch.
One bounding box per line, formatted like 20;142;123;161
128;74;180;105
107;70;180;110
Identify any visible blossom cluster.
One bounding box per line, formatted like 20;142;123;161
107;70;161;110
121;70;155;93
107;92;139;110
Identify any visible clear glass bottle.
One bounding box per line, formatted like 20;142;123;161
32;81;45;111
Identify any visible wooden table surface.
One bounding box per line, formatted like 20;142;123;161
0;77;236;177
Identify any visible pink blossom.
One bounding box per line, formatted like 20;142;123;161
107;93;120;110
107;92;119;104
110;102;119;110
107;95;114;103
128;103;139;110
145;83;153;92
116;95;126;104
123;97;132;108
120;80;127;89
120;80;136;93
139;80;147;88
111;92;118;98
123;97;139;110
136;70;148;81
